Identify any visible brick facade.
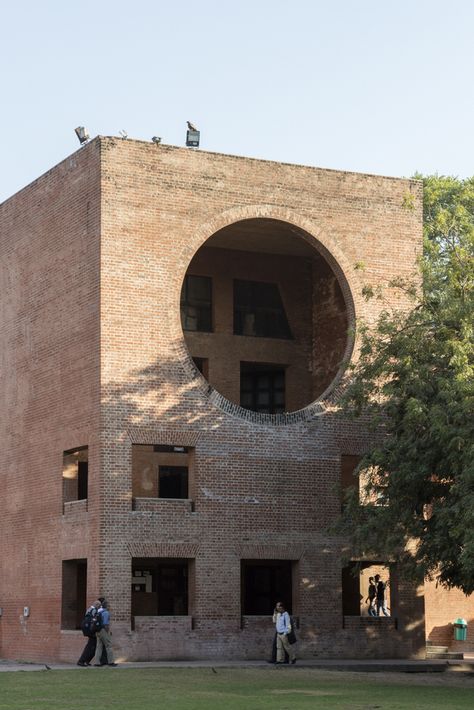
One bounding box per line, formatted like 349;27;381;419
1;137;471;662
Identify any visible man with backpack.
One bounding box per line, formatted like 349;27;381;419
77;599;101;666
93;599;118;667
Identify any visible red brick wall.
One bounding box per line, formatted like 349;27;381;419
0;143;102;661
424;578;474;649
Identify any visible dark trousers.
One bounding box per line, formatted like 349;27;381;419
78;636;108;665
78;636;96;665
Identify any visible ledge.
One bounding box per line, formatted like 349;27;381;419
343;615;398;630
132;498;194;513
63;499;88;516
133;615;193;632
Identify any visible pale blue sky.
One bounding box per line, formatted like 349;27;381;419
1;0;473;202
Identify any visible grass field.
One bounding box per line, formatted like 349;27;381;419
1;667;473;710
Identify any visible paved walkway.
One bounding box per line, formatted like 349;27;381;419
1;656;474;673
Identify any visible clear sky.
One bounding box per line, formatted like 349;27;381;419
1;0;473;203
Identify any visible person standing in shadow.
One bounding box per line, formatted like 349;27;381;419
366;577;377;617
374;574;390;616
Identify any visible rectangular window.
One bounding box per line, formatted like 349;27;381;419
180;275;212;332
63;447;88;504
234;279;292;339
61;559;87;630
341;456;389;507
241;560;293;615
132;444;193;500
132;558;190;616
340;455;360;510
240;363;286;414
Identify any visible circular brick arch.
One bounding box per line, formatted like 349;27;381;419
174;205;362;424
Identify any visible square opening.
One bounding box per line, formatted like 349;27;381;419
132;558;192;616
241;560;293;615
240;362;286;414
342;561;392;617
132;445;194;500
234;279;292;339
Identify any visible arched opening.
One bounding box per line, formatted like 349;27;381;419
180;218;350;415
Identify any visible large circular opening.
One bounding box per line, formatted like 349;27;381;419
180;218;351;417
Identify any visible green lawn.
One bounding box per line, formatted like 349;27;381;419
0;667;473;710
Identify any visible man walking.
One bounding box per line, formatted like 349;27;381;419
77;599;101;666
272;601;296;664
93;599;118;667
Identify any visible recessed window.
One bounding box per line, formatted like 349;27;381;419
234;279;292;339
62;447;88;504
132;558;190;616
180;275;212;332
132;444;193;500
159;466;188;499
61;559;87;629
240;363;286;414
241;560;293;615
342;561;392;617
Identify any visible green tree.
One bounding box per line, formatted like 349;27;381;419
338;175;474;593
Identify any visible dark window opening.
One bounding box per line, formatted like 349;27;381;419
234;279;292;339
132;445;193;500
78;461;88;500
63;446;88;504
241;560;292;615
61;559;87;630
132;558;190;616
180;275;212;332
159;466;188;498
240;363;286;414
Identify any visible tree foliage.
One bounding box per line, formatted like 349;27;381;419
338;175;474;593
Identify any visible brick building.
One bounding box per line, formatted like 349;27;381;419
0;137;472;662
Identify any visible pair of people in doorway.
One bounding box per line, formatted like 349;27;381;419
77;598;117;667
366;574;389;617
